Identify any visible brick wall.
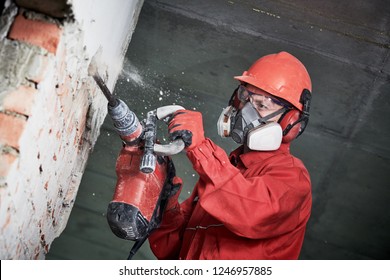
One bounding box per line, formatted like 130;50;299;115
0;0;143;259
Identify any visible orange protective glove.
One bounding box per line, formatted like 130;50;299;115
168;110;205;150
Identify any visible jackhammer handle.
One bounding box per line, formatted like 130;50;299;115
155;105;185;120
154;105;186;156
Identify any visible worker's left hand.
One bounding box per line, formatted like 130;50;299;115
168;109;205;150
163;157;183;211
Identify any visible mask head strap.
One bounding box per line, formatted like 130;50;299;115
228;86;241;109
249;106;286;128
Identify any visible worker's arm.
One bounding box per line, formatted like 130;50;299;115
148;187;198;259
187;138;311;239
167;109;311;239
148;159;197;260
148;109;203;259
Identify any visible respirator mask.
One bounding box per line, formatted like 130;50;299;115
217;90;287;151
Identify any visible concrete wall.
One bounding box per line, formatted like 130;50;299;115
0;0;143;259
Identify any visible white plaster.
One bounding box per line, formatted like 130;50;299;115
71;0;144;89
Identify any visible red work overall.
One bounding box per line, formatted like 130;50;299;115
149;138;312;260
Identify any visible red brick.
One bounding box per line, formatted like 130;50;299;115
0;151;18;178
3;86;37;116
8;14;61;54
0;113;27;150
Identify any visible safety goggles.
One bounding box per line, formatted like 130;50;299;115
236;85;289;109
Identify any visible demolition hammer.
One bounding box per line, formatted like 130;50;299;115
88;56;185;259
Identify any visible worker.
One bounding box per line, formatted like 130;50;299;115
149;51;313;260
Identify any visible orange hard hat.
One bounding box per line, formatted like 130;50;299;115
234;51;312;111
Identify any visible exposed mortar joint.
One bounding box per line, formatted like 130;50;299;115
0;180;7;189
84;102;93;130
0;109;28;120
15;0;75;21
25;78;38;89
1;144;20;155
0;3;17;40
0;39;48;94
22;9;61;26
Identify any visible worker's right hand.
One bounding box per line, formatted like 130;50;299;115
168;110;205;150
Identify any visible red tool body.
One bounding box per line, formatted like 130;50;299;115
108;145;168;241
89;65;184;259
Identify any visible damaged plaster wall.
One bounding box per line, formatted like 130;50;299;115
0;0;144;259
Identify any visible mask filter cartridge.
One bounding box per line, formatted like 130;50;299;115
217;102;286;151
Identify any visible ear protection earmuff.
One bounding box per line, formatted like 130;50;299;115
279;89;312;143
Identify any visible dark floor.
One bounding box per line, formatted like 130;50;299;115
46;0;390;260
